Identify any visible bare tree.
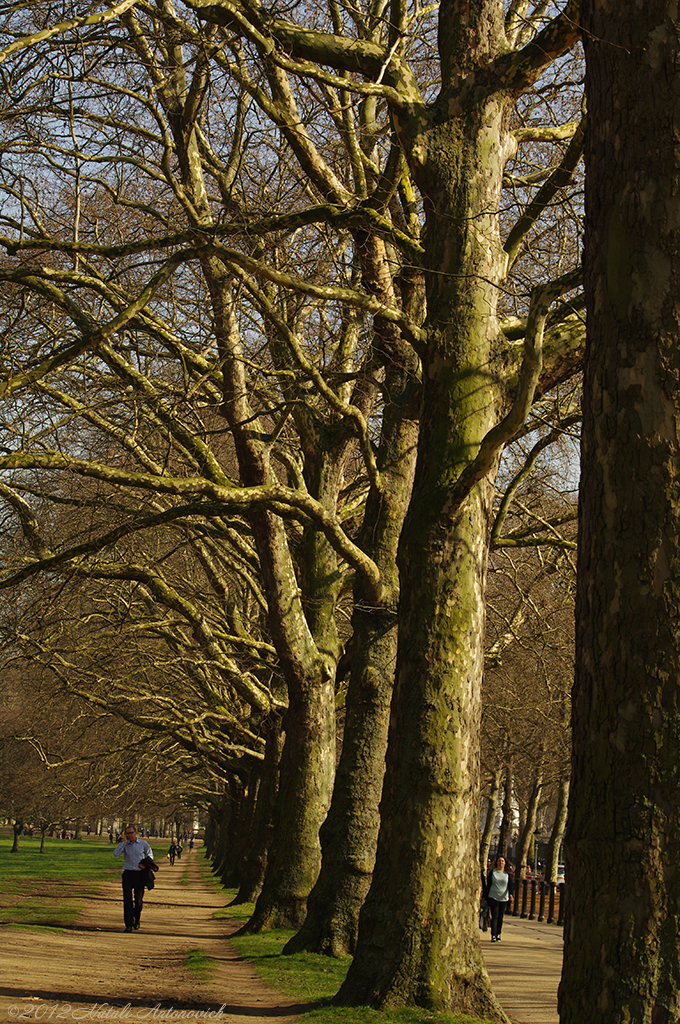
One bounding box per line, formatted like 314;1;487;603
0;1;587;1012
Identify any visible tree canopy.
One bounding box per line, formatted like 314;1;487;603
0;1;586;1018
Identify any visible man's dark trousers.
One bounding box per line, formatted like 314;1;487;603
122;869;145;928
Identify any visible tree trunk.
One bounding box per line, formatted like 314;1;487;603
211;785;241;886
282;597;396;955
11;820;22;852
230;773;261;890
232;717;284;905
240;672;336;931
497;762;514;861
516;767;544;879
338;83;513;1022
546;773;568;882
559;4;680;1021
284;314;420;957
479;768;502;872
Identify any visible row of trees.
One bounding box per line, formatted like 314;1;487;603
0;1;676;1020
0;663;211;848
0;0;582;1019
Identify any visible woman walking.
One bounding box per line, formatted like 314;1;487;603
485;855;512;943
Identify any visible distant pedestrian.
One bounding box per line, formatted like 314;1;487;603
485;855;512;943
113;825;154;933
176;841;183;860
168;840;177;866
189;837;194;853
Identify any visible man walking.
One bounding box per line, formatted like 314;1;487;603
113;825;153;932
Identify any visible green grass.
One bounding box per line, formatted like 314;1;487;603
212;889;494;1024
184;947;217;981
0;831;122;928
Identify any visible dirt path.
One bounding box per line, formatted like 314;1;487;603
0;847;311;1024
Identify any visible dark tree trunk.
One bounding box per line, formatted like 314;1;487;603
497;763;514;861
516;766;544;879
480;767;502;871
240;672;335;931
284;321;419;957
11;820;22;852
211;784;241;886
559;4;680;1021
232;717;284;904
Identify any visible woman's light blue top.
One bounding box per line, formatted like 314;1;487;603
488;869;510;901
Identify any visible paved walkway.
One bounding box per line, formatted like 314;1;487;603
482;917;564;1024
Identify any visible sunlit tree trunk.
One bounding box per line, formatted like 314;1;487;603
560;4;680;1020
546;771;569;882
338;29;513;1013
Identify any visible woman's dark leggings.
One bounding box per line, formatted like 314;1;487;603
487;897;507;938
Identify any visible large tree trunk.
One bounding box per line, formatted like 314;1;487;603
282;597;396;954
338;474;504;1016
284;349;419;956
559;4;680;1021
338;46;512;1012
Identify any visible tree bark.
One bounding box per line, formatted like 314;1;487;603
479;768;502;872
516;766;544;879
284;350;419;956
232;717;284;905
338;27;513;1007
560;4;680;1020
546;772;568;883
497;762;514;861
242;674;335;930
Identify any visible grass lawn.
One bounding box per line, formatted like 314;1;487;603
200;856;495;1024
0;830;121;927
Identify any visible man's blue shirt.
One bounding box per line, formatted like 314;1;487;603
113;837;153;870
